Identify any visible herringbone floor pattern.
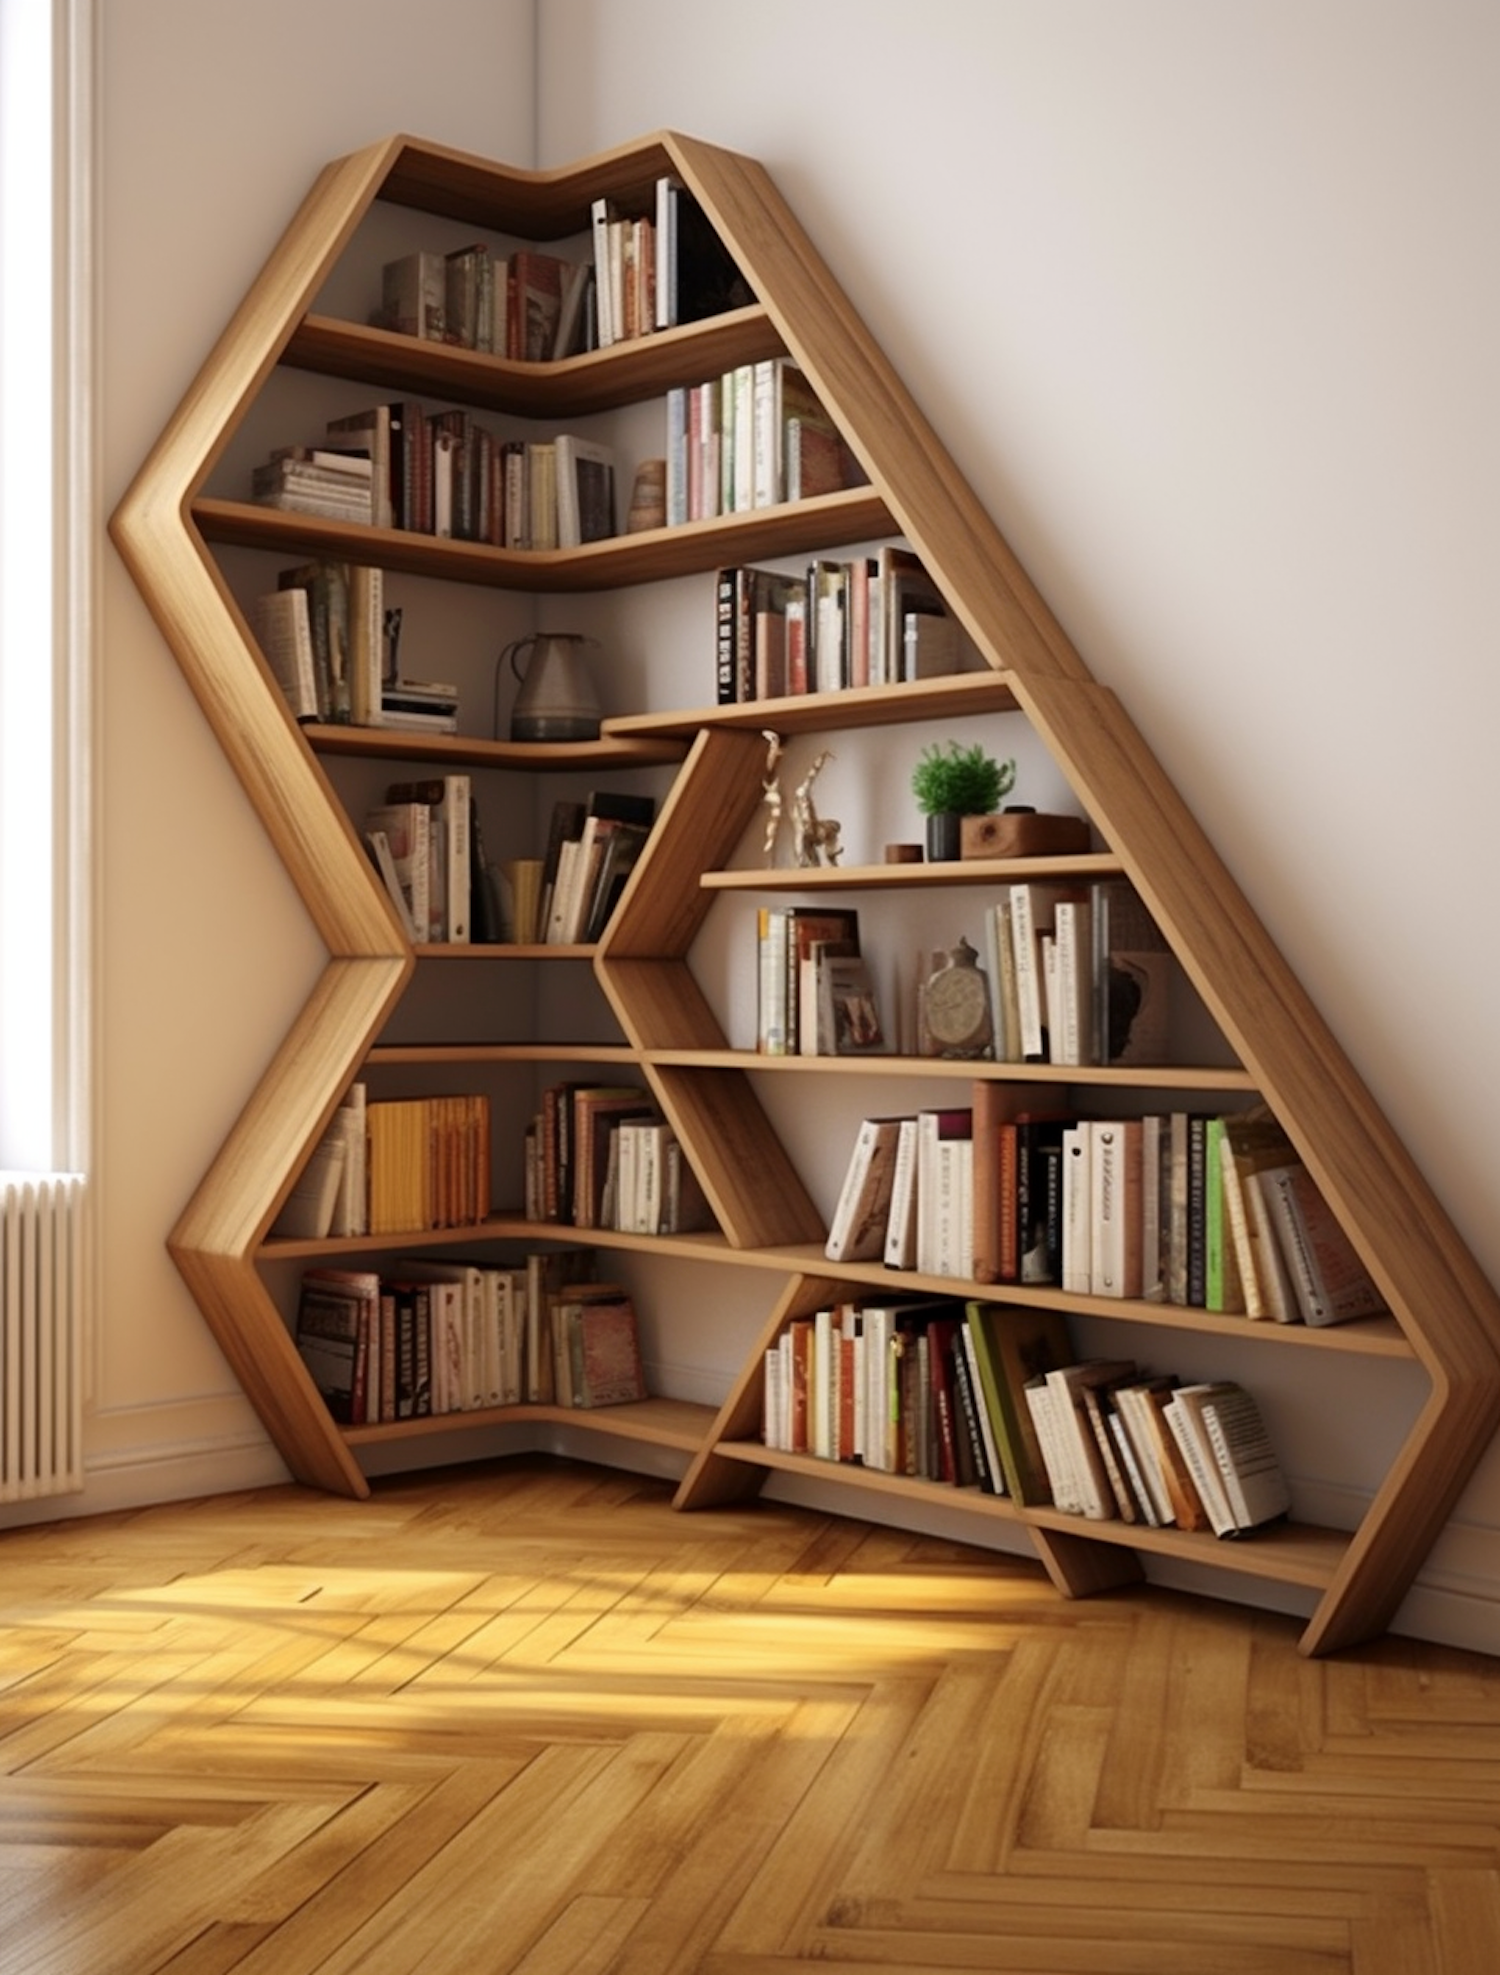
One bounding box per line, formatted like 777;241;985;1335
1;1456;1497;1974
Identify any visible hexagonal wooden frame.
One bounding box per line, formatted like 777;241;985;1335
109;131;1500;1654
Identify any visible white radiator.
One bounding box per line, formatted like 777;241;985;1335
1;1173;86;1501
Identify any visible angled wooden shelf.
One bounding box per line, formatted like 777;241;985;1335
110;129;1500;1657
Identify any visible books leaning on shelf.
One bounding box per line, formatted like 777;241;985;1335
251;586;319;723
271;1083;368;1241
824;1117;905;1264
271;561;383;726
714;545;955;704
365;774;472;946
960;1305;1292;1535
256;398;629;549
380;774;473;944
551;1284;648;1408
536;791;656;946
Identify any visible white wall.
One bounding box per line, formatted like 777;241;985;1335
29;0;1497;1652
536;0;1500;1652
85;0;535;1501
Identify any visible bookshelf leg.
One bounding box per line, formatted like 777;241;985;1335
1028;1526;1145;1600
674;1449;770;1511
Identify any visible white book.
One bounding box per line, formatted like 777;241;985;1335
859;1306;898;1472
812;1307;835;1459
1008;885;1048;1062
758;907;789;1055
1052;898;1093;1067
882;1118;920;1269
1023;1376;1079;1514
959;1323;1005;1494
763;1344;785;1451
327;1082;367;1238
590;196;616;346
824;1117;903;1264
545;836;584;944
271;1132;346;1240
1090;1119;1142;1298
1164;1387;1237;1535
366;801;430;947
1044;1361;1135;1521
252;588;320;722
1061;1122;1093;1294
1198;1383;1292;1530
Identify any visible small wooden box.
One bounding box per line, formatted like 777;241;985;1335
960;811;1093;859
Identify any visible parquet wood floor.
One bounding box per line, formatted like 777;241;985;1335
1;1456;1497;1974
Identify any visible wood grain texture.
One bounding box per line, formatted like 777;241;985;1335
2;1459;1497;1975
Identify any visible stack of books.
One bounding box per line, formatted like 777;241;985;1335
251;444;375;523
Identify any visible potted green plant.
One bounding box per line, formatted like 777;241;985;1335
911;741;1016;859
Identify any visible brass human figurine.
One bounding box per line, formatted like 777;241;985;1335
761;731;785;866
794;748;842;866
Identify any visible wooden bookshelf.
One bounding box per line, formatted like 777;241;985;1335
109;129;1500;1658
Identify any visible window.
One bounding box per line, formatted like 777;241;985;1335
0;0;90;1179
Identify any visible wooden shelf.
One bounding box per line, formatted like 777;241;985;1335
639;1047;1259;1092
307;724;685;771
193;482;893;592
110;127;1500;1659
285;304;785;416
700;853;1124;891
699;1439;1351;1589
343;1393;715;1456
365;1042;638;1068
605;671;1022;738
412;941;597;960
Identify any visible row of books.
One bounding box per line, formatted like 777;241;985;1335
377;243;592;361
756;905;887;1058
293;1252;646;1426
374;175;751;362
271;1087;491;1242
761;1296;1291;1536
250;401;619;553
716;546;955;706
823;1093;1387;1328
666;356;864;529
523;1081;711;1236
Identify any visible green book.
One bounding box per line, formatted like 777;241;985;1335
963;1301;1074;1506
